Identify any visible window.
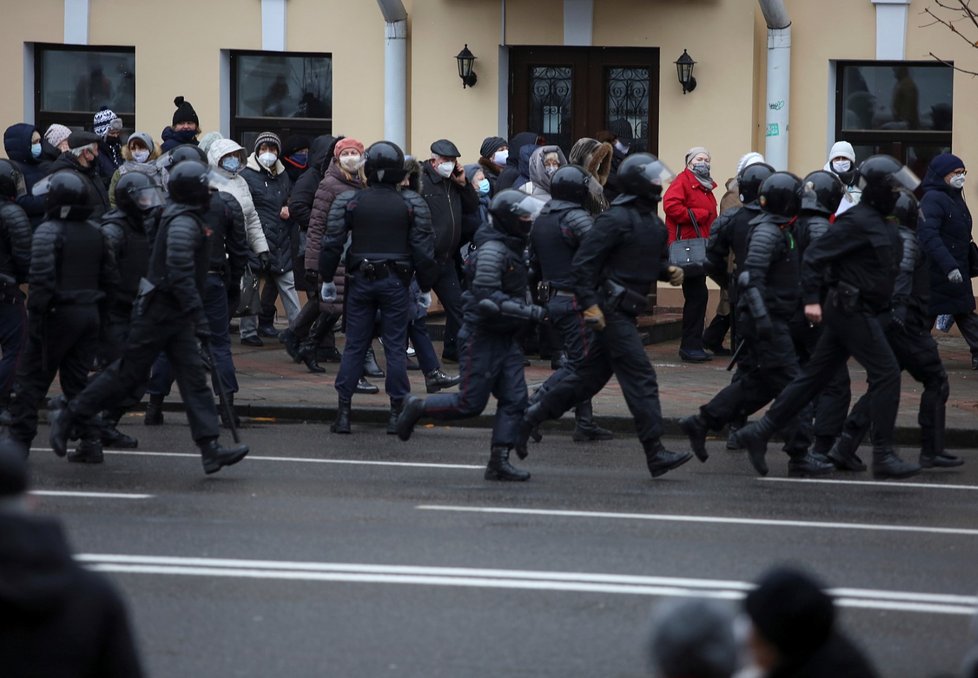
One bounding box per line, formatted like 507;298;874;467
230;50;333;151
835;61;952;179
34;43;135;134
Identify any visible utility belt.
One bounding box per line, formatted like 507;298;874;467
829;281;884;315
350;258;412;284
536;281;576;303
601;279;649;316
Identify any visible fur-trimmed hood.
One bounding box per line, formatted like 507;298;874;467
569;138;613;187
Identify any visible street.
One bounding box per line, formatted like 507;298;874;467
26;418;978;677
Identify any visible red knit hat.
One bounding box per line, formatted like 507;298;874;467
334;138;364;158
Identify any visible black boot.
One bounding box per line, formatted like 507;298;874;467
787;451;835;477
297;342;326;373
387;398;404;435
485;446;531;481
317;346;342;363
395;396;425;441
354;378;379;395
726;416;746;450
48;396;74;458
67;435;104;464
827;432;867;471
144;394;164;426
919;427;964;468
198;437;249;475
279;329;301;362
515;403;547;459
363;347;385;378
100;419;138;449
572;400;614;442
734;417;775;476
872;447;921;480
811;434;835;458
679;414;710;462
643;439;693;478
424;368;461;394
331;396;352;434
219;394;241;429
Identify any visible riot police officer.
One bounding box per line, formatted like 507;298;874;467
0;160;32;419
49;161;249;474
829;189;962;470
319;141;437;434
735;155;922;480
528;164;614;443
6;170;117;457
516;154;692;480
395;189;546;481
681;172;832;476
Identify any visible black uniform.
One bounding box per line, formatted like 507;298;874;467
0;200;31;411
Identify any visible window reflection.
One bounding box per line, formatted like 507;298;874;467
234;53;333;120
40;48;135;115
841;64;952;132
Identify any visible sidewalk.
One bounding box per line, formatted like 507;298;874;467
180;322;978;448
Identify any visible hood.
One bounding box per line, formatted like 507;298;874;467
526;144;568;194
309;135;338;174
3;123;40;165
921;167;958;196
0;515;78;619
517;144;536;180
507;132;539;168
569;138;613;186
247;152;286;176
207;138;248;182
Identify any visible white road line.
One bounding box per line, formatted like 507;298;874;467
759;477;978;491
416;505;978;537
75;554;977;616
30;491;153;499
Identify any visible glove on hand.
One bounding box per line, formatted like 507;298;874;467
668;265;684;286
258;251;271;272
948;268;964;284
582;304;606;331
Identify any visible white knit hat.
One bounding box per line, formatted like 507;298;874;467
828;141;855;163
736;152;765;176
44;123;72;149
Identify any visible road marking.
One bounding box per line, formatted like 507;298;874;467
759;477;978;491
30;490;153;499
75;554;977;616
416;505;978;537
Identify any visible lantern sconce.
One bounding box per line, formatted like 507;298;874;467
456;44;478;89
675;49;697;95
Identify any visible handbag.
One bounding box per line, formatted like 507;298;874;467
668;208;709;267
968;241;978;278
234;264;261;317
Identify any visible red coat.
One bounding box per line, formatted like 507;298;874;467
663;168;718;245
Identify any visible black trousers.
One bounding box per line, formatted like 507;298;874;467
791;319;851;440
431;259;464;359
680;274;708;352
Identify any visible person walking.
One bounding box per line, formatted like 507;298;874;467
0;161;31;421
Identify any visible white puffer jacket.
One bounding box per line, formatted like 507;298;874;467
208;138;269;254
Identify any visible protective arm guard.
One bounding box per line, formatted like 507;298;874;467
739;271;770;321
403;189;437;292
571;209;626;308
0;203;32;282
27;221;60;314
560;208;593;249
319;190;354;282
164;216;205;318
893;227;917;301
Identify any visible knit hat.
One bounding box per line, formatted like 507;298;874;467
480;136;507;159
828;140;856;163
0;436;28;498
608;118;634;143
171;96;199;127
745;567;835;661
93;106;121;137
126;131;155;155
334;137;365;158
253;131;281;155
685;146;711;167
929;152;966;178
44;124;72;149
282;134;311;159
736;151;765;176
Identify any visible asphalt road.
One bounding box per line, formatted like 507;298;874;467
25;417;978;677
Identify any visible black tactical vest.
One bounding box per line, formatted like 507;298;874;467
348;188;411;261
599;205;666;295
56;220;103;296
530;209;576;289
104;213;150;302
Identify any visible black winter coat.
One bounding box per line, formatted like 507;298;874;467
242;158;294;275
2;123;50;224
0;201;32;285
419;161;479;260
47;153;110;220
496;131;539;192
918;169;975;315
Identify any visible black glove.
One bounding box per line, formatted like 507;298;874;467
227;283;241;316
258;251;271;272
527;304;547;324
754;315;773;341
305;269;320;289
889;306;908;333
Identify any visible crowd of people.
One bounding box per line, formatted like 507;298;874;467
0;94;973;483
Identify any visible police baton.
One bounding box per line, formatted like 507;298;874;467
204;338;241;444
726;339;746;372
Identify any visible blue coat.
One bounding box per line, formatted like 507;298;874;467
917;169;975;315
2;123;49;224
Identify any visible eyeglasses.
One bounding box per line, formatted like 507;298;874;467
952;169;968;176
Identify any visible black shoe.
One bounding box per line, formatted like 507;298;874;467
826;433;866;472
643;440;693;478
258;325;280;339
279;329;300;361
515;403;545;459
363;348;385;378
67;438;104;464
572;424;615;442
425;369;461;394
396;396;425;441
735;420;771;476
199;438;249;475
678;349;713;363
920;452;965;468
331;397;352;434
485;446;530;481
354;378;379;395
144;395;164;426
726;423;743;451
240;335;264;347
300;351;326;373
387;398;404;435
48;396;73;458
872;448;921;480
703;342;732;356
101;425;138;449
317;346;342;363
680;415;709;462
787;452;835;477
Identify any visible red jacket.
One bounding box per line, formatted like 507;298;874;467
663;168;718;244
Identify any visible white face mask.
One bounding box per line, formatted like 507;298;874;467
132;149;150;163
339;154;361;172
832;159;852;174
492;149;509;166
614;140;630;154
258;152;278;168
950;174;967;189
436;161;455;178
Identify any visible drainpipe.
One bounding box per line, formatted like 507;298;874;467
758;0;791;170
377;0;408;149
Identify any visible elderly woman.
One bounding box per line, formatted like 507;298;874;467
663;146;718;362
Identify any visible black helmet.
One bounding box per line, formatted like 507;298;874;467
115;173;163;219
549;165;591;206
364;141;406;184
489;189;545;238
158;143;208;169
737;162;775;205
167;160;211;208
890;188;920;230
44;170;92;220
800;170;845;215
857;154;920;214
757;171;802;223
0;159;26;200
616;153;674;200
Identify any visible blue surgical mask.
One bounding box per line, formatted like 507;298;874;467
291;152;308;166
221;156;241;174
31;143;42;159
477;178;491;195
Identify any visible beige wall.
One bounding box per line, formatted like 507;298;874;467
0;3;63;127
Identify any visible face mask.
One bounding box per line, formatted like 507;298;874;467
221;156;241;174
436;161;455;178
492;149;509;166
258;152;278;168
950;174;967;189
339;154;361;172
291;152;308;166
477;178;491;195
31;143;42;159
692;161;711;177
132;150;150;163
832;159;852;174
174;128;197;142
544;166;559;177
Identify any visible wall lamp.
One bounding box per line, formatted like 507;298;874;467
456;44;478;88
675;49;697;94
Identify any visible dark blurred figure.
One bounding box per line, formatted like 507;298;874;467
647;597;738;678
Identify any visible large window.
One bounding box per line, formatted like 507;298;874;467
34;43;135;133
230;50;332;150
835;61;952;179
